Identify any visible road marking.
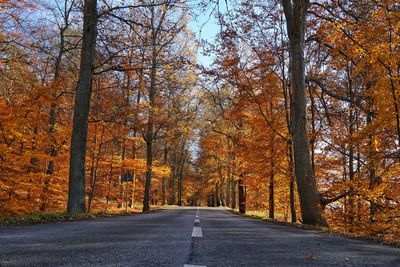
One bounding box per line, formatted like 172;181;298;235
184;265;207;267
195;215;199;218
195;218;200;223
192;226;203;237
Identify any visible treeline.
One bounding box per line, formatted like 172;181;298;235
0;0;199;215
194;0;399;243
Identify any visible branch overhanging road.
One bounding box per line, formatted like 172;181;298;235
1;207;399;266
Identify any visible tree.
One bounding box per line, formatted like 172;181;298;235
140;0;189;212
67;0;98;215
282;0;327;226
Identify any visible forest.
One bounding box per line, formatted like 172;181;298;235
0;0;399;244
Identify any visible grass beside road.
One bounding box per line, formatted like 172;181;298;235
225;208;400;248
0;206;164;227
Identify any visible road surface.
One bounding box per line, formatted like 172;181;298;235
0;207;399;266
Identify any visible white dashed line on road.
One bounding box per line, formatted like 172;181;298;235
195;218;200;223
184;265;207;267
192;226;203;237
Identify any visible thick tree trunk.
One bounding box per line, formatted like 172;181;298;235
67;0;98;215
282;0;327;226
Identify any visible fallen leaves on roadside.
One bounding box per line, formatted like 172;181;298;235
304;253;316;260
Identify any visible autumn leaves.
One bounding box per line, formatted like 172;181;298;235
193;0;399;243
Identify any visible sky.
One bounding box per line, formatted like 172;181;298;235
188;13;218;67
187;2;229;67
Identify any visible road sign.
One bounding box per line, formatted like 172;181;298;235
122;171;134;182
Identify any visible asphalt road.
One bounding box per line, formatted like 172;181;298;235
0;207;399;267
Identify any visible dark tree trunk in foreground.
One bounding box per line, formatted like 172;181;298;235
282;0;327;226
67;0;98;215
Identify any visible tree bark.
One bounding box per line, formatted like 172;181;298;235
231;178;236;209
215;182;220;206
169;146;177;205
238;174;246;214
67;0;98;215
177;142;187;206
282;0;327;226
142;4;158;213
161;143;168;205
269;162;275;219
225;177;231;207
88;124;105;212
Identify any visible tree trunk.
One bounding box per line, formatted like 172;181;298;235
143;137;153;212
161;143;168;205
225;178;231;207
88;125;105;212
367;112;378;223
269;100;275;219
169;147;177;205
142;5;158;213
269;164;275;219
288;139;297;222
280;11;296;224
177;143;186;206
231;178;236;209
215;182;220;207
347;63;355;225
238;175;246;214
308;87;316;175
67;0;98;215
282;0;327;226
42;5;72;211
105;143;114;212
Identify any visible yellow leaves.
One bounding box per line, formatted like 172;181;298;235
122;159;147;174
153;165;171;177
122;159;170;178
126;136;145;144
373;136;380;152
